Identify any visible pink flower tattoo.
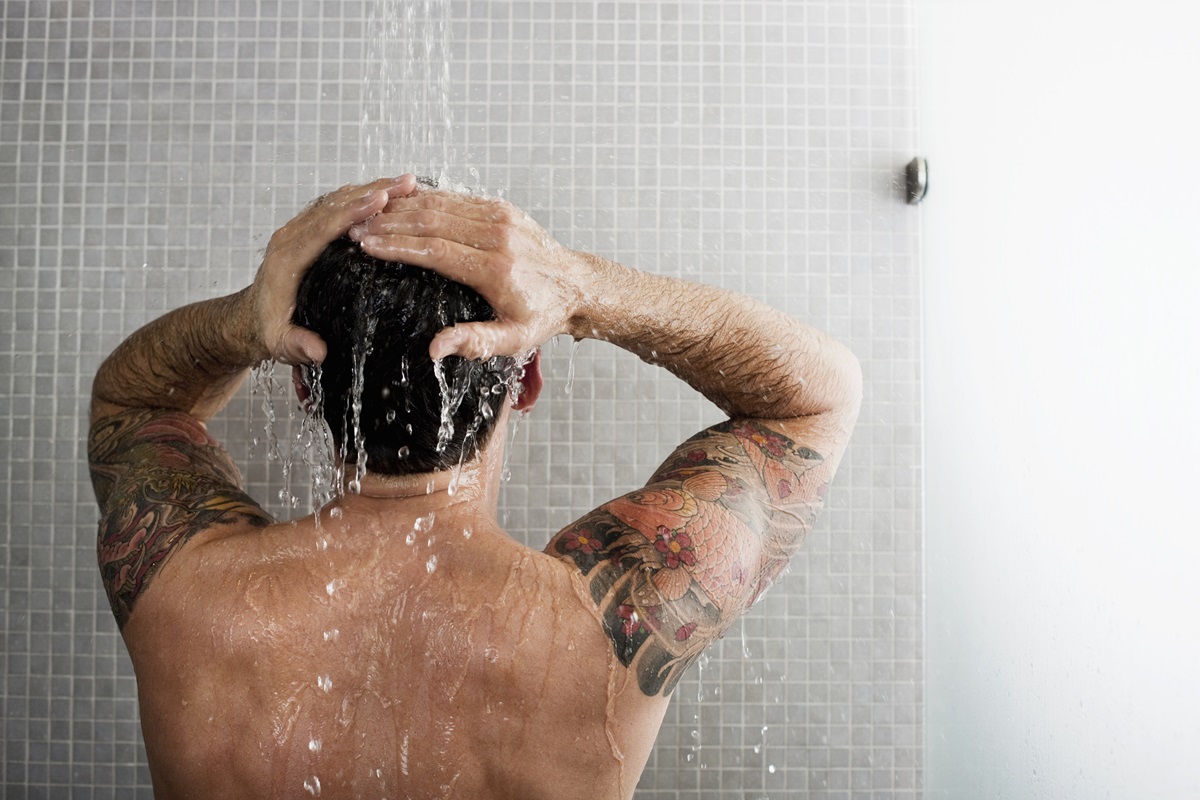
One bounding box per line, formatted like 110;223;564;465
653;525;697;569
562;528;601;555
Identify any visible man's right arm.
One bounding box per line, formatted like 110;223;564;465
355;188;861;695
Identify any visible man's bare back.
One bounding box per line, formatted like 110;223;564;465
89;177;860;798
123;499;665;799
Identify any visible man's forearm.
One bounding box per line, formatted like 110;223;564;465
91;288;263;422
568;253;862;421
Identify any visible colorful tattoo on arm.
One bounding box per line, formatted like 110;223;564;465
548;419;827;696
88;409;272;629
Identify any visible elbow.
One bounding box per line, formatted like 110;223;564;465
806;339;862;418
840;344;864;414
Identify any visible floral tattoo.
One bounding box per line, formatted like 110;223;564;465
88;409;272;629
548;419;827;696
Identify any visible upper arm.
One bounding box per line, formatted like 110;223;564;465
87;408;273;630
545;414;850;696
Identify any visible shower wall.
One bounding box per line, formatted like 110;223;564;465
0;1;921;797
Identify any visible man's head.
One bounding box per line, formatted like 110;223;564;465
293;236;533;476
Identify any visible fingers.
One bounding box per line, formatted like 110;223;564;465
351;188;519;294
382;186;501;219
429;321;525;361
273;176;416;261
354;188;509;244
277;325;328;366
358;232;508;291
308;179;399;241
351;208;508;252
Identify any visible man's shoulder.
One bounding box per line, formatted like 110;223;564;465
89;408;273;630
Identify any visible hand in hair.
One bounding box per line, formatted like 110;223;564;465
354;187;593;361
247;175;417;365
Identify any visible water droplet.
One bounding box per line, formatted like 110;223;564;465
325;579;338;597
328;507;342;519
768;764;776;774
386;409;396;423
303;775;322;796
322;628;339;642
426;555;438;573
462;527;472;539
317;675;332;693
397;446;409;459
308;738;322;753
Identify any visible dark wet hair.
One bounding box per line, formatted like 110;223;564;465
293;236;517;476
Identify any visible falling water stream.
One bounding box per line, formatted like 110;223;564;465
360;0;455;183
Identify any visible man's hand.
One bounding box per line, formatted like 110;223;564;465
92;176;417;422
249;175;417;365
351;188;593;361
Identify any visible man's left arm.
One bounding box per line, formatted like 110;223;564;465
88;177;413;629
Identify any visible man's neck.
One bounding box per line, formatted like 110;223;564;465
327;444;504;518
323;416;512;521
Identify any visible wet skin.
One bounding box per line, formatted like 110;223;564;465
120;482;663;799
91;405;836;799
87;179;861;798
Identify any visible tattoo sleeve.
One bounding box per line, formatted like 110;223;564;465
88;409;272;629
547;419;828;696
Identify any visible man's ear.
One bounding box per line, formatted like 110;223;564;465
292;365;312;408
512;348;543;411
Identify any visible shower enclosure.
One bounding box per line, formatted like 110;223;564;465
0;1;921;796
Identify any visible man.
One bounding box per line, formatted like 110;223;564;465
88;175;861;799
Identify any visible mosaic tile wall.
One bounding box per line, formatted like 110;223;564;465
0;1;921;796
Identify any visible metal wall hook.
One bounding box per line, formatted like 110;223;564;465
906;157;929;205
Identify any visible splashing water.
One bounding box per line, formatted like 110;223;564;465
301;365;339;510
251;361;339;518
345;306;378;494
252;360;298;510
500;409;526;483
